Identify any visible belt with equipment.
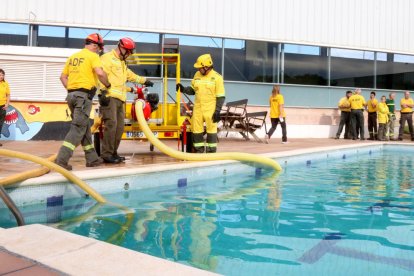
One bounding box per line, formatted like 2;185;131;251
67;87;97;100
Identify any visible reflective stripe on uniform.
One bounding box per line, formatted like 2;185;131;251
207;143;217;148
193;142;205;147
62;141;76;151
83;144;95;151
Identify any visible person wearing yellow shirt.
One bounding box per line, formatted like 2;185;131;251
335;90;352;139
99;37;153;164
398;91;414;141
349;88;367;140
367;91;378;140
0;69;10;147
265;85;287;143
55;33;111;171
377;96;389;141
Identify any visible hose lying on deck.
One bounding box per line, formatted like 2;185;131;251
0;149;106;203
134;101;282;171
0;154;57;187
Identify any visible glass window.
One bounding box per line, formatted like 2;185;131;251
376;52;414;90
39;25;65;37
283;44;328;85
0;22;28;46
37;25;67;47
0;22;28;35
164;34;222;79
331;48;374;60
224;39;279;82
284;44;320;55
330;48;374;88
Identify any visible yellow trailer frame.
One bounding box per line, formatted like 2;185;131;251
122;53;189;142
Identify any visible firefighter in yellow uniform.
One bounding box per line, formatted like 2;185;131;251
377;95;389;141
0;69;10;147
99;37;153;164
398;90;414;141
56;33;111;171
349;88;366;140
176;54;225;153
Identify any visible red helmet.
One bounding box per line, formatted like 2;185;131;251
85;33;104;49
119;37;135;51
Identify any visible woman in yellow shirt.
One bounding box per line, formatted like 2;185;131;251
265;85;287;144
0;69;10;146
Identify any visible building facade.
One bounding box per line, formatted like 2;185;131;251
0;0;413;139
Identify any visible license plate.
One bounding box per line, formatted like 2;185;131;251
126;131;158;138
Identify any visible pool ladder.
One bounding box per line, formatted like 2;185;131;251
0;185;24;226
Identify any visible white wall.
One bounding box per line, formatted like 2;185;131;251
1;0;413;54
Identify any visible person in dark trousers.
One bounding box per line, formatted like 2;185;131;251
0;69;10;147
367;91;378;140
55;33;111;171
398;90;414;141
265;85;287;144
349;88;366;140
335;90;352;139
99;37;153;164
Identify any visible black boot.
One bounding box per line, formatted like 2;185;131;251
367;134;374;140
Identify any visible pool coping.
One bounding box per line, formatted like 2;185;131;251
10;141;399;187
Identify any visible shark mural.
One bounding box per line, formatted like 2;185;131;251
0;102;93;141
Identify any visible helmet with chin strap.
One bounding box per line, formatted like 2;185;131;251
118;37;135;60
85;33;104;50
119;37;135;52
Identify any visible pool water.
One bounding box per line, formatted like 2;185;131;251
2;147;414;275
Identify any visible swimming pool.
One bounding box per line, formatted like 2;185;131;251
1;145;414;275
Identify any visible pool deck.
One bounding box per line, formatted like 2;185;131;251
1;137;363;177
0;137;411;275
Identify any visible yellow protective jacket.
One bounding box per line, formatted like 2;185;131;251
100;50;146;102
191;69;225;114
377;102;389;124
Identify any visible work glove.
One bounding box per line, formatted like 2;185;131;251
98;89;110;107
144;80;154;87
212;97;225;123
176;83;195;95
129;86;136;93
176;83;185;92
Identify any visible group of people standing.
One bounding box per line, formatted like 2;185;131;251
56;33;227;170
55;33;154;170
335;89;414;141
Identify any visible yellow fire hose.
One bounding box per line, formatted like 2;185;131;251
0;149;106;203
135;101;282;171
0;154;57;187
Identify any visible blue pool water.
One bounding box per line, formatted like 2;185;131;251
1;146;414;275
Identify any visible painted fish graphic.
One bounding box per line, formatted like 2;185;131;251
28;104;41;115
1;105;29;137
